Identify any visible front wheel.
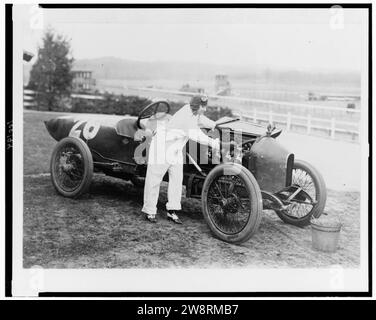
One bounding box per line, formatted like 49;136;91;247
201;163;263;244
50;137;93;198
274;159;327;227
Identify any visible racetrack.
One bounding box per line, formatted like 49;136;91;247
278;132;361;192
23;110;361;268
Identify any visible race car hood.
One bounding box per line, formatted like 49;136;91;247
215;117;282;138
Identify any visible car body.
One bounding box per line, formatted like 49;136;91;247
45;100;327;244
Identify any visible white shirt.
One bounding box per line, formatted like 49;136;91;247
163;104;219;151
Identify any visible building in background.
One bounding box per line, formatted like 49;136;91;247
23;50;35;86
23;50;36;107
215;74;231;96
72;68;96;92
179;83;205;94
23;50;34;62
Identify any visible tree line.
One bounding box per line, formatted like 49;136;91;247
26;29;233;121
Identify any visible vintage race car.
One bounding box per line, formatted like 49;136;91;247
45;100;327;244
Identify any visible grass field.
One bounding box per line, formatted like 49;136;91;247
23;110;360;268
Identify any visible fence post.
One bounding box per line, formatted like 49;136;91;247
330;118;336;139
286;112;291;131
307;114;311;135
253;109;257;124
23;89;36;108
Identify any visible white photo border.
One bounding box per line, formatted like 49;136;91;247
8;3;372;297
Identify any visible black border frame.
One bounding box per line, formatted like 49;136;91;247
5;3;13;298
5;2;372;298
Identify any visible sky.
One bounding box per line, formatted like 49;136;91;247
17;6;367;72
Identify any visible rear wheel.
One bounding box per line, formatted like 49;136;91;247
50;137;93;198
201;163;263;244
274;159;326;227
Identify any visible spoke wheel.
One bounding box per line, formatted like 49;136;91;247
50;137;93;198
202;163;263;244
274;159;326;227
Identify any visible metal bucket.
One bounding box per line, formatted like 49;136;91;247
311;222;341;253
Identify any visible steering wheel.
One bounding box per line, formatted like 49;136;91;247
136;100;171;129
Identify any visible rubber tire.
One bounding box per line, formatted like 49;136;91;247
275;159;327;227
201;163;263;244
50;137;93;198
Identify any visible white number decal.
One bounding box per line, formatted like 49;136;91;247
83;121;100;140
69;120;100;140
69;120;85;138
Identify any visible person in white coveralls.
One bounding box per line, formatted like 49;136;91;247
142;95;220;224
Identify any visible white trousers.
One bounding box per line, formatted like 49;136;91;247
141;133;184;216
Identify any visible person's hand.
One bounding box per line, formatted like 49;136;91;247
134;128;154;142
144;128;154;138
210;138;221;151
221;141;239;161
221;140;237;149
210;138;221;160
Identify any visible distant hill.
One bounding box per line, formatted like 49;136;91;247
73;57;250;81
71;57;362;88
23;56;360;89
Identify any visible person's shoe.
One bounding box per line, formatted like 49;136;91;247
167;211;182;224
145;214;157;223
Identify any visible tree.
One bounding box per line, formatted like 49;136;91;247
28;29;74;111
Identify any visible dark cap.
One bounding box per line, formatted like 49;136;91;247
190;95;208;111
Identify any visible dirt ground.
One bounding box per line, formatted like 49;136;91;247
22;110;361;268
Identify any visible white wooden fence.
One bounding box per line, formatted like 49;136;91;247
24;87;361;142
233;109;359;141
23;89;104;108
123;86;361;142
23;89;36;107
